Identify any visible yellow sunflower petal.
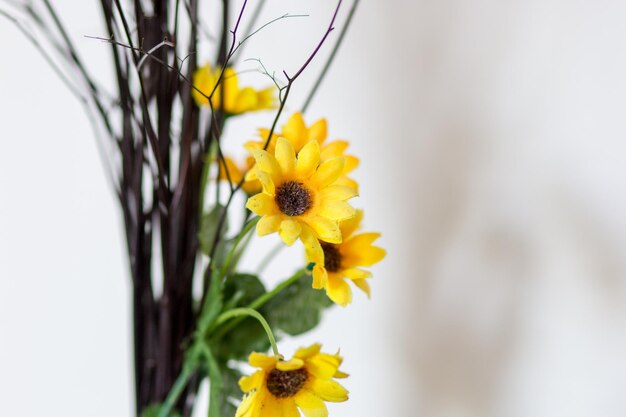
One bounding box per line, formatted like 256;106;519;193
253;129;277;153
338;210;363;240
283;112;308;150
307;216;342;244
257;87;276;110
276;358;304;371
239;370;264;392
342;232;380;249
250;148;281;184
191;64;214;107
219;157;243;184
222;67;239;112
318;200;356;222
325;274;352;307
301;225;324;263
352;278;371;298
308;118;328;145
311;265;328;289
236;391;259;417
319;185;358;202
334;369;349;379
256;215;282;236
342;233;386;266
281;399;300;417
249;352;278;369
256;171;275;195
242;178;262;195
295;344;322;360
342;155;359;174
305;353;342;379
260;397;283;417
279;219;302;246
319;140;348;160
275;137;297;176
341;267;371;280
234;87;258;114
294;390;328;417
244;164;259;182
246;193;277;216
296;140;321;178
311;157;345;188
310;379;349;403
334;176;359;192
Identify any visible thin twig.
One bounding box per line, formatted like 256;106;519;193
137;40;175;70
302;0;360;112
232;0;265;63
232;12;309;62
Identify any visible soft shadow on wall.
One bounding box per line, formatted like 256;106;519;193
375;1;626;417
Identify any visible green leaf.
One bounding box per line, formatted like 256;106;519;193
217;313;271;360
223;273;266;307
265;273;334;336
140;405;181;417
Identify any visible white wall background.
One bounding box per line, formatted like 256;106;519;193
3;1;626;417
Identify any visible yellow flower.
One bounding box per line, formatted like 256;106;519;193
219;155;260;195
236;344;349;417
192;64;275;115
245;112;360;191
306;211;386;306
245;137;357;246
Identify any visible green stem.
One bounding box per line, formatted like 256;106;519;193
249;268;305;310
157;362;195;417
215;307;279;356
212;268;306;341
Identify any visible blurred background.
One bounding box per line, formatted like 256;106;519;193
3;1;626;416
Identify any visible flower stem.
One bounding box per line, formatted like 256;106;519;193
248;268;306;310
211;268;306;342
215;307;279;356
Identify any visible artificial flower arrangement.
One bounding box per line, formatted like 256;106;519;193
3;1;383;416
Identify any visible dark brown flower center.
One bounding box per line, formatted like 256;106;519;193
321;243;342;272
275;181;312;216
266;368;308;398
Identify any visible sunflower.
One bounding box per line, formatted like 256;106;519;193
306;210;386;306
192;64;275;115
236;344;349;417
245;112;359;191
245;137;357;246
